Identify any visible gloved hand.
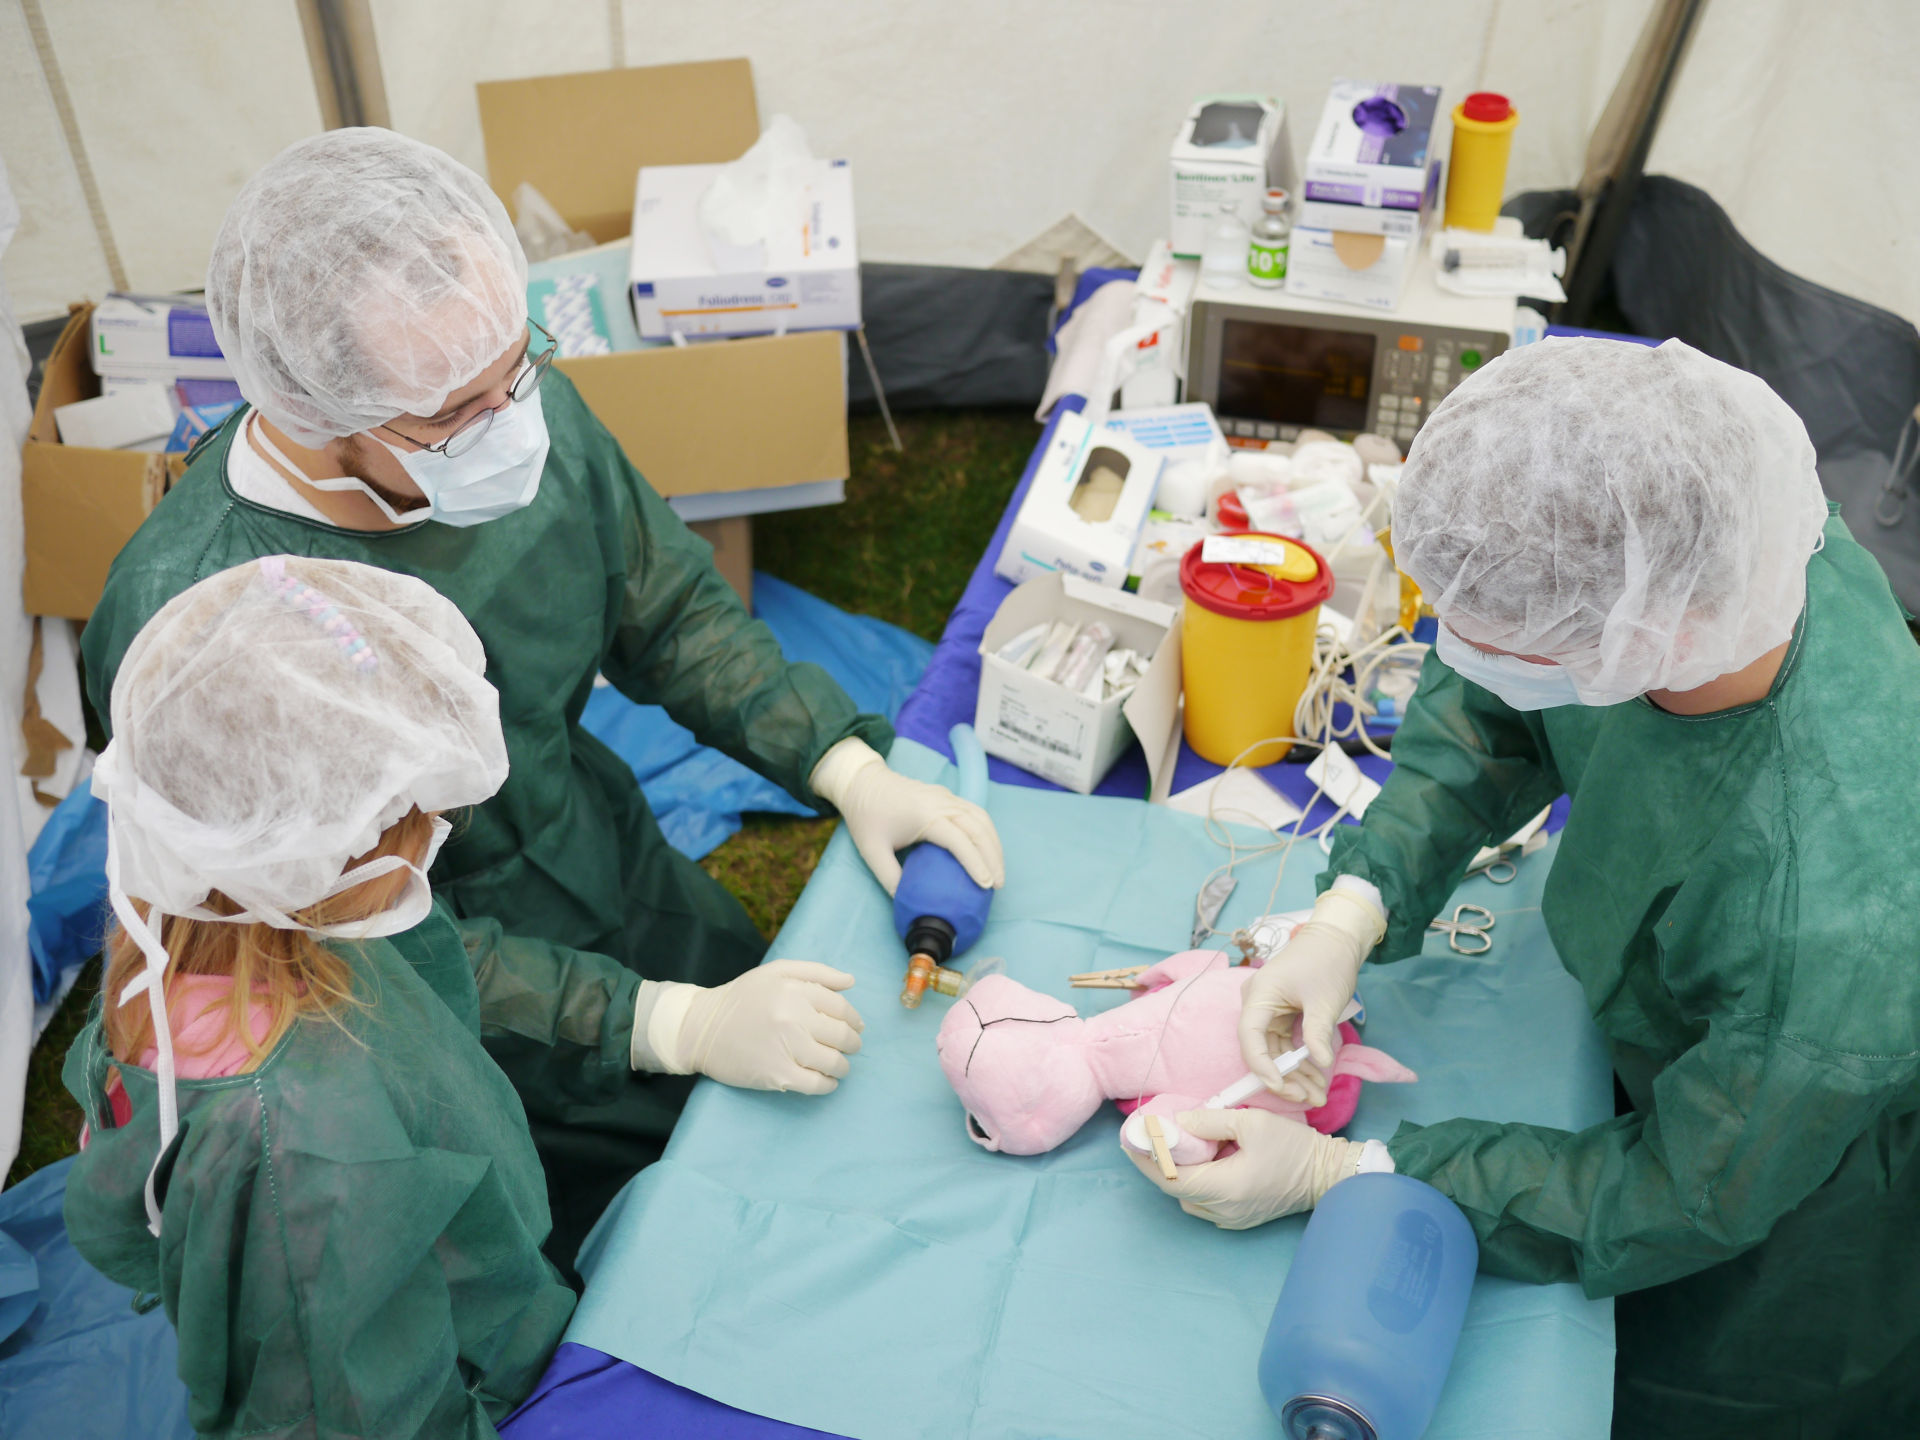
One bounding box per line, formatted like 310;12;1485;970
809;737;1005;896
1239;886;1386;1106
1123;1107;1381;1229
637;960;864;1095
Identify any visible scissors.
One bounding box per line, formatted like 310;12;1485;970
1429;903;1495;955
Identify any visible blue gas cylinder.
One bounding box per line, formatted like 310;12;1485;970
1258;1172;1478;1440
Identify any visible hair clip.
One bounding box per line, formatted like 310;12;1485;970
257;556;377;672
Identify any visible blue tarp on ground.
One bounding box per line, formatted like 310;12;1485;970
26;779;107;1006
569;571;933;860
0;1159;195;1440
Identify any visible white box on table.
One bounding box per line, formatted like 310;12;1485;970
995;411;1164;589
629;159;860;339
975;573;1180;795
89;294;233;380
1168;96;1298;259
1301;81;1449;220
1285;226;1417;312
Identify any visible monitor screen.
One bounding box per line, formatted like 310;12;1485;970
1217;319;1375;433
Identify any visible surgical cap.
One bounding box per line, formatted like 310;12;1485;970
1395;338;1828;704
92;556;508;924
206;128;528;447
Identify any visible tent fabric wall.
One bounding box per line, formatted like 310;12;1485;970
0;160;40;1181
5;3;1918;323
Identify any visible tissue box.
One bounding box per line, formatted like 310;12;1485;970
477;59;850;505
1302;82;1449;219
629;159;859;339
1169;96;1298;259
975;574;1180;794
996;410;1164;589
1285;226;1416;312
89;294;233;380
1101;403;1226;519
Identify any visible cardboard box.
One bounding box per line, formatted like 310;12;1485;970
995;410;1164;589
630;158;859;339
1302;82;1449;216
477;60;848;499
23;305;186;619
1168;97;1299;259
975;574;1180;794
1285;226;1416;312
688;515;752;606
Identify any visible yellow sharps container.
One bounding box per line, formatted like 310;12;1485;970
1443;92;1519;233
1180;534;1333;766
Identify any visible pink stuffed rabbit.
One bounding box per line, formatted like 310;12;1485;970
937;949;1415;1165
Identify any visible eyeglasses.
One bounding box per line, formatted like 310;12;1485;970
382;319;556;459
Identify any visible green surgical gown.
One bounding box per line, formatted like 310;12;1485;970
62;900;642;1438
80;371;893;1266
1326;510;1920;1436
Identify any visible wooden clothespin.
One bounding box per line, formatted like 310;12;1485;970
1143;1115;1179;1182
1068;965;1148;989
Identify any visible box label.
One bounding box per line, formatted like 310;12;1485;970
990;690;1087;764
167;307;223;359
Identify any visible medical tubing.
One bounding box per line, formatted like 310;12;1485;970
950;723;988;807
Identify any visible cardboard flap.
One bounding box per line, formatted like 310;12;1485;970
1124;612;1185;803
29;304;95;442
477;60;761;242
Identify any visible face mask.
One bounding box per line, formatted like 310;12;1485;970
306;388;551;528
1434;625;1585;711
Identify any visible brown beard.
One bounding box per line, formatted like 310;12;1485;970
336;434;431;514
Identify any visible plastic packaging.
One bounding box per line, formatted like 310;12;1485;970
1055;622;1116;694
1259;1173;1478;1440
1201;204;1252;290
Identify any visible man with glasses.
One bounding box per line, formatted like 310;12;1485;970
82;129;1003;1276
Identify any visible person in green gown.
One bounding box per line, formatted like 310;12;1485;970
80;130;1002;1275
1130;339;1920;1436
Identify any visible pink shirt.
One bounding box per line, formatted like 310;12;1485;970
93;976;277;1135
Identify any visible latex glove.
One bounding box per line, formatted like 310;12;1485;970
809;737;1005;896
1239;886;1386;1106
1123;1108;1382;1229
639;960;864;1095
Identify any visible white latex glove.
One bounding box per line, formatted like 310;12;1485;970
637;960;864;1095
1239;886;1386;1106
809;737;1005;896
1123;1108;1391;1229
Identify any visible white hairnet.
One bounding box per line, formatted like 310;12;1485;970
92;556;508;924
1395;338;1829;704
207;128;528;447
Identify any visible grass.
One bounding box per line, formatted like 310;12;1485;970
8;406;1037;1186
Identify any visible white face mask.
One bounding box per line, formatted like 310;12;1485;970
307;388;551;528
1434;625;1585;711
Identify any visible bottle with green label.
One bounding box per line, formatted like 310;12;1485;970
1247;187;1292;289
